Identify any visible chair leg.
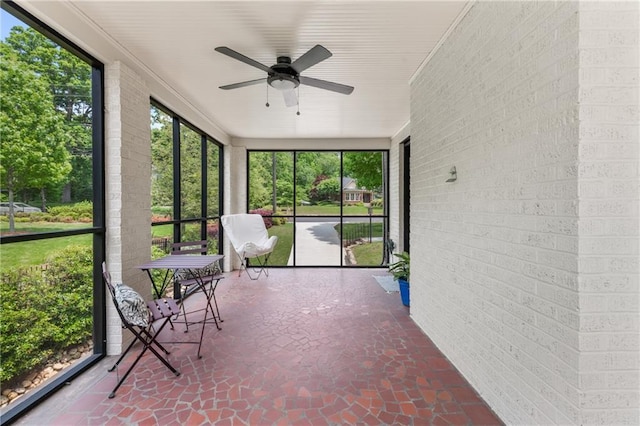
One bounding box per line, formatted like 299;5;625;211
244;252;272;280
108;321;174;373
108;317;180;398
210;281;223;324
237;253;248;277
179;294;190;333
108;337;137;372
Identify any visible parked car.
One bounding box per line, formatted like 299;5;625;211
0;202;42;214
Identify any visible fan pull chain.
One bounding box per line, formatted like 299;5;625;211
265;83;270;107
296;87;301;116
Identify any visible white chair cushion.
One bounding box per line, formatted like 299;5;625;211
221;214;278;258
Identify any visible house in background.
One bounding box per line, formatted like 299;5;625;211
342;177;372;205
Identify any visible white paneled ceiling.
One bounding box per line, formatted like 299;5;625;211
21;1;468;140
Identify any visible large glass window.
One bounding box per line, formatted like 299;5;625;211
179;124;202;221
150;102;223;257
247;150;388;267
342;151;385;267
150;106;174;224
247;151;294;266
0;3;104;421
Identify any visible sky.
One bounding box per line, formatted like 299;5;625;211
1;9;26;40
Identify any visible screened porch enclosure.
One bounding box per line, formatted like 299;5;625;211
247;150;389;268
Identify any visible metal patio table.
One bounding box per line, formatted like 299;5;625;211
137;254;224;358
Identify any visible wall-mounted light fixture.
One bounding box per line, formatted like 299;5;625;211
446;166;457;182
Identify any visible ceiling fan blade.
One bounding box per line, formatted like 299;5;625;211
299;76;354;95
219;78;267;90
291;45;332;73
282;89;298;107
215;46;272;73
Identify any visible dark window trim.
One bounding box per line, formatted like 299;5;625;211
0;2;106;424
149;99;225;255
402;137;410;254
246;149;390;268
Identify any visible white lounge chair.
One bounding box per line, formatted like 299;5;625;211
220;214;278;280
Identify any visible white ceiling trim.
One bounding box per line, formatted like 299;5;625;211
232;137;390;151
409;0;475;85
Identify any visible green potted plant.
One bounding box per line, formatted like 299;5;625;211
389;252;410;306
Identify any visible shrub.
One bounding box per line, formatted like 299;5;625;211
249;209;273;229
371;198;384;208
182;226;202;242
152;214;171;223
47;201;93;219
14;215;34;222
78;213;92;222
207;222;219;239
0;245;93;384
272;217;288;226
151;206;172;218
28;212;51;222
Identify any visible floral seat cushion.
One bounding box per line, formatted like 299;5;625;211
114;283;151;327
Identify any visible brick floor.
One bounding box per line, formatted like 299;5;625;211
16;268;503;425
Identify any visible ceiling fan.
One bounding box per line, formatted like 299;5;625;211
215;45;354;107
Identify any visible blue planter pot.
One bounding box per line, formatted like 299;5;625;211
398;278;410;307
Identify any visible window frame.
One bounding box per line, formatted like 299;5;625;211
246;149;390;268
0;2;106;422
150;99;224;254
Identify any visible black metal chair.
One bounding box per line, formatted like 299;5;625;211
102;261;180;398
170;240;224;335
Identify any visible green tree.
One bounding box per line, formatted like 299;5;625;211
206;139;221;216
247;151;295;212
248;152;271;210
3;26;92;203
309;175;340;202
343;152;383;190
180;125;202;219
0;47;70;232
296;152;340;203
150;106;174;213
273;152;294;211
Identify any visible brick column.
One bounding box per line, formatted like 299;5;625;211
104;61;152;355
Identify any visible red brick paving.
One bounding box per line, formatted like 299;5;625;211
17;268;502;425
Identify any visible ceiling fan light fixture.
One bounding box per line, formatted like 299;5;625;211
268;74;299;91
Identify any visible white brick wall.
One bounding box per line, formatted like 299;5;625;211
105;61;152;355
410;1;638;424
577;1;640;423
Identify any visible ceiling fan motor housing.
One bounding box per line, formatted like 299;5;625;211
268;58;300;90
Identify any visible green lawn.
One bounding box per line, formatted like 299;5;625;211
337;222;383;238
152;223;172;237
0;222;93;270
350;241;384;266
264;223;293;266
0;221;89;234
